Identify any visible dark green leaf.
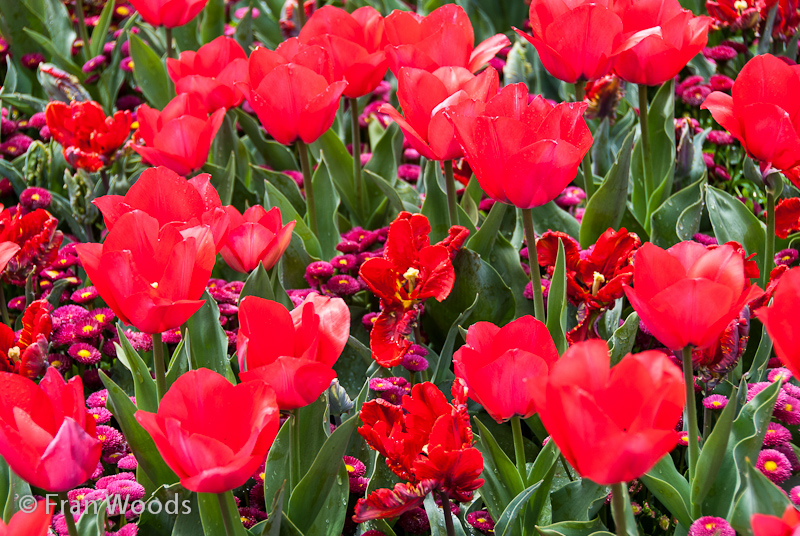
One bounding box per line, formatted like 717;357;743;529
547;239;568;354
706;185;766;274
640;454;692;528
114;324;159;413
200;0;225;42
536;517;608;536
183;291;236;383
264;182;322;259
311;160;341;260
650;175;706;248
494;482;544;536
129;33;173;109
474;418;524;524
89;0;115;57
529;202;580;240
264;420;291;505
424;493;468;536
551;480;607;523
579;130;634;248
607;312;639;366
730;460;790;536
431;293;479;384
198;491;248;536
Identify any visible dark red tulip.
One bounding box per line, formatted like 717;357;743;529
93;166;230;252
299;6;389;99
354;381;483;521
132;93;225;176
75;210;216;334
612;0;711;86
0;501;52;536
536;340;685;485
623;241;762;351
0;207;62;286
167;36;249;111
0;299;52;379
702;54;800;172
45;100;132;171
752;506;800;536
238;293;350;410
757;267;800;379
128;0;210;27
384;4;509;75
359;212;467;367
236;39;347;146
454;316;558;423
448;83;592;209
220;206;295;273
0;368;102;492
379;66;498;162
136;368;280;493
514;0;629;84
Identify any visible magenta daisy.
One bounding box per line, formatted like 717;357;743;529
90;307;115;328
756;449;793;484
75;317;101;339
95;425;124;451
343;456;366;479
107;479;146;501
86;389;109;408
764;422;793;446
791;486;800;506
466;510;496;534
702;395;728;411
68;342;102;365
688;516;734;536
117;454;138;471
70;286;99;304
88;407;112;424
399;507;430;533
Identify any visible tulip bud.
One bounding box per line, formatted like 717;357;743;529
24;140;50;188
764;169;785;197
65;169;99;225
37;63;92;103
327;379;354;415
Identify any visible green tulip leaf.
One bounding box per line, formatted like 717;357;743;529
730;460;790;536
129;33;173;110
640;454;692;527
474;417;525;524
183;291;236;384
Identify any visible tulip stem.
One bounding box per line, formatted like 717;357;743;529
443;160;459;228
165;27;174;59
290;409;302;489
59;492;79;536
437;491;457;536
217;493;239;536
681;346;700;490
74;0;91;63
638;85;654;203
152;333;167;401
573;82;594;199
610;483;628;536
764;190;775;289
295;0;307;28
522;208;546;323
511;416;528;487
350;97;365;216
0;286;10;327
297;140;319;238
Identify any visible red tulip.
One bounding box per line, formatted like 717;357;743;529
752;505;800;536
705;0;761;29
623;241;762;351
0;299;52;378
354;381;483;521
379;66;498;162
132;93;225;176
612;0;711;86
702;54;800;172
45;100;132;171
75;210;216;334
359;212;466;367
127;0;210;27
167;36;249;111
0;368;102;492
220;206;295;273
383;4;510;76
453;316;558;423
93;166;230;251
299;6;389;99
514;0;629;84
447;83;592;209
0;501;52;536
236;39;348;146
757;267;800;379
238;293;350;410
135;368;280;493
536;340;685;485
0;207;62;286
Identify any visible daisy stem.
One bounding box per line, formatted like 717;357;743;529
444;160;458;228
75;0;90;63
681;346;700;489
764;190;775;289
0;286;10;326
522;208;546;323
59;492;79;536
573;82;594;199
437;491;457;536
638;85;654;204
702;384;712;443
610;482;628;536
152;332;167;401
165;27;174;59
217;492;239;536
511;416;528;487
296;0;307;28
350;97;365;217
297;140;318;238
